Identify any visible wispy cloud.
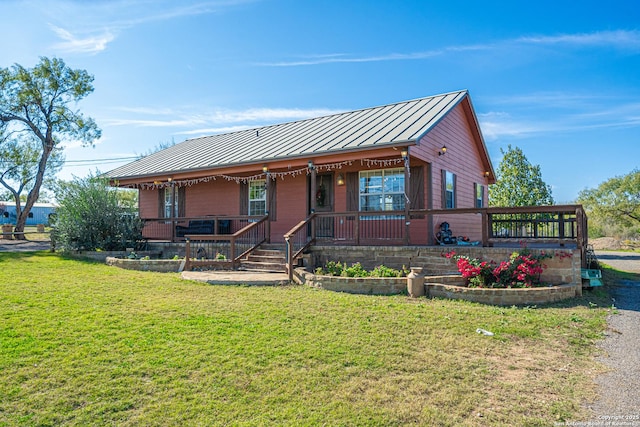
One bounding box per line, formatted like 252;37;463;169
259;29;640;67
46;0;255;55
105;105;343;132
517;29;640;50
49;25;115;54
257;44;490;67
478;97;640;141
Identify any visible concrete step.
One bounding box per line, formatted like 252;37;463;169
239;260;286;273
247;254;286;263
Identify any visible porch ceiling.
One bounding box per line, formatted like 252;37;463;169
105;90;469;180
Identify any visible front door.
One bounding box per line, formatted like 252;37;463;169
310;173;334;237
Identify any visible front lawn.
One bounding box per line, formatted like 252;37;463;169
0;252;611;426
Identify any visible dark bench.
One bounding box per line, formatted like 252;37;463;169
175;219;232;237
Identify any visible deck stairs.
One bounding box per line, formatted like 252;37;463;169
239;244;287;273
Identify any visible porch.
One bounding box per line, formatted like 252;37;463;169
140;205;588;279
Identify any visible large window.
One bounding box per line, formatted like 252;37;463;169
443;171;456;209
164;188;178;218
359;168;405;211
475;183;485;208
249;180;267;215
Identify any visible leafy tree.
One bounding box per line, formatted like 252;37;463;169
0;57;100;238
51;174;143;251
577;169;640;237
0;131;63;208
489;145;554;206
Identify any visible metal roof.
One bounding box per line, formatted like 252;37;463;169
106;90;468;179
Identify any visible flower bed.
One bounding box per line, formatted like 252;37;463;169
443;248;574;288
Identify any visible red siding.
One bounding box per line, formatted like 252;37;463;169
410;101;490;242
131;99;491;245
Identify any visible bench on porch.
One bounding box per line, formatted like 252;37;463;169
175;219;232;237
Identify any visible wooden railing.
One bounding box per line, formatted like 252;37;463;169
283;215;316;280
184;216;268;271
142;215;266;243
283;205;588;277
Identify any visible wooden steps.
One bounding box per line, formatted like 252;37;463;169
239;245;286;273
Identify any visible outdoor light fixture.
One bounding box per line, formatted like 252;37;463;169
262;165;269;173
308;160;314;170
484;171;490;177
167;177;173;182
400;148;409;159
438;145;447;156
336;173;345;186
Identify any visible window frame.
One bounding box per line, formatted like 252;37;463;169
163;188;178;218
475;183;485;208
358;168;405;212
443;170;456;209
248;179;267;216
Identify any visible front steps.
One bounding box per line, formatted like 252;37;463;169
239;244;287;273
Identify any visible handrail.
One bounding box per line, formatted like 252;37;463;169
184;215;268;270
284;214;316;281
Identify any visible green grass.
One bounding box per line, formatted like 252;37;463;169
0;252;612;426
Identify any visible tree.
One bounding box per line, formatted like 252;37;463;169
0;57;100;238
577;169;640;237
51;174;143;251
0;131;63;209
489;145;554;207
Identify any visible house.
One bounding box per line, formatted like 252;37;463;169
107;90;494;242
106;90;586;276
0;202;56;226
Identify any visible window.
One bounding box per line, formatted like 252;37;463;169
443;170;456;209
359;168;405;211
475;183;485;208
163;188;178;218
248;180;266;216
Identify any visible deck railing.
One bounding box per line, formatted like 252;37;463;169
142;215;265;243
284;205;587;279
183;215;268;271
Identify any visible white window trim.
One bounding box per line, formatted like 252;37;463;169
359;168;405;212
248;180;267;216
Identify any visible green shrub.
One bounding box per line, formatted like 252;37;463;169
316;261;408;278
51;174;144;252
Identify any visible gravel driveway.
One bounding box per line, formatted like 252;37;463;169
587;252;640;422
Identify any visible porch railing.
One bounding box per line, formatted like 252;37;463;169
284;205;588;279
142;215;266;243
184;215;268;271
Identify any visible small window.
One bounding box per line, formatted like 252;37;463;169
3;212;8;218
475;184;484;208
164;188;178;218
28;212;34;218
443;171;456;209
249;180;266;216
359;168;405;211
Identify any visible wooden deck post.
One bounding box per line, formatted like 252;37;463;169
403;154;411;246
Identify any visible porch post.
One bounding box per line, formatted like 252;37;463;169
403;151;410;246
170;179;176;243
309;161;317;240
309;161;316;214
265;170;271;243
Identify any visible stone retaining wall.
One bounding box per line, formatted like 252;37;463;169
307;245;581;289
105;257;184;273
294;268;580;305
427;281;579;306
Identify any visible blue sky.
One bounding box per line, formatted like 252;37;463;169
1;0;639;203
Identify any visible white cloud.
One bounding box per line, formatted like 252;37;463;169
258;29;640;67
45;0;255;55
103;106;343;132
517;30;640;50
50;25;114;54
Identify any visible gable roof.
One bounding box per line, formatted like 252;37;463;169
106;90;471;180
